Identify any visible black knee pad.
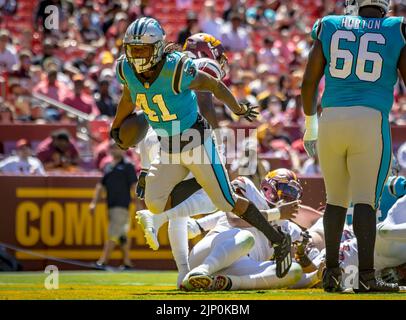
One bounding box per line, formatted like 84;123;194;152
170;178;202;207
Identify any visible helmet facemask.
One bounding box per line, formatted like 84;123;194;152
124;41;164;73
123;18;166;73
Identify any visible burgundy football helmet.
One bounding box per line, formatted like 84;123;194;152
183;33;228;75
260;168;303;204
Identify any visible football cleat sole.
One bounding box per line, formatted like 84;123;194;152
136;210;159;251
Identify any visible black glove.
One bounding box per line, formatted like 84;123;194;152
110;128;127;150
235;103;259;122
136;169;148;200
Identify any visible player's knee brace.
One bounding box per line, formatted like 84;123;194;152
119;235;127;245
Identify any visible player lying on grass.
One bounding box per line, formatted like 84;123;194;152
289;176;406;292
183;168;406;292
112;19;292;284
137;169;319;290
181;171;321;291
294;193;406;292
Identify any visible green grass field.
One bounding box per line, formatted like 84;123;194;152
1;271;406;300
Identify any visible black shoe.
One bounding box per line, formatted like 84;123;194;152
322;267;343;293
355;270;399;293
273;228;292;278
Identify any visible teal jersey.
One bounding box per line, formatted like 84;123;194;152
116;51;199;136
378;175;406;219
346;175;406;225
312;15;406;117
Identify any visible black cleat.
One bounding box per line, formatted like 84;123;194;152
273;228;292;278
322;267;343;293
355;270;399;293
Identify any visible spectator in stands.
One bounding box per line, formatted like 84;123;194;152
77;8;105;48
95;78;116;117
62;73;97;115
258;36;277;69
231;79;257;107
70;48;97;76
0;29;17;72
220;11;250;52
200;1;223;40
0;139;45;175
0;0;17;16
89;140;138;270
9;50;33;91
246;0;276;29
242;48;259;73
36;129;80;170
257;122;290;154
0;103;14;123
102;3;124;34
248;63;271;96
301;156;321;175
32;38;60;69
257;76;286;112
33;67;70;103
177;11;200;46
105;12;129;51
223;0;245;22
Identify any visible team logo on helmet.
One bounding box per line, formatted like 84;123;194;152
260;168;303;204
123;18;166;73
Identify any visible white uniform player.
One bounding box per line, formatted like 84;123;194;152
183;176;304;291
299;195;406;290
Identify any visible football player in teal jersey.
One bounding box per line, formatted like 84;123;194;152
301;0;406;292
378;158;406;221
110;17;293;279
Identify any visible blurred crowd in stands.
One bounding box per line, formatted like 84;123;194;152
0;0;405;178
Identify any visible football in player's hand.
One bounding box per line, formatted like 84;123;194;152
119;110;149;149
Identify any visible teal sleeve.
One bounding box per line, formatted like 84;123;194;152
311;19;322;41
388;176;406;197
394;176;406;197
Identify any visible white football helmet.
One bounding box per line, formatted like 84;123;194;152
123;17;166;73
344;0;390;16
344;0;359;15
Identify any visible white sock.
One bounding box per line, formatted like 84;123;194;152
168;217;190;285
228;262;303;290
199;230;254;275
196;211;225;231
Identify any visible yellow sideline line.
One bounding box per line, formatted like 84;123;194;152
16;188;95;198
16;250;173;260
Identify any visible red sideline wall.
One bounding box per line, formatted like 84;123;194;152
0;175;325;271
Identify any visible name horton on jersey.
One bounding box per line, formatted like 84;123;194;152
0;175;188;266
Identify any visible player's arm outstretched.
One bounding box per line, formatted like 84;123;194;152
189;70;259;122
301;39;326;158
110;85;134;147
